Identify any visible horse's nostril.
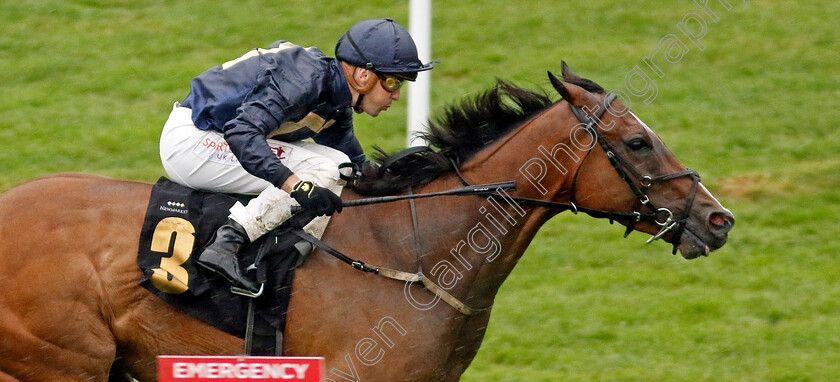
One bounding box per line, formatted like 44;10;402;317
708;211;734;233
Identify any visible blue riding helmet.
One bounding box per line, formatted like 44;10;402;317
335;18;434;81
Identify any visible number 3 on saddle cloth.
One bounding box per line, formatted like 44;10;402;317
136;177;308;354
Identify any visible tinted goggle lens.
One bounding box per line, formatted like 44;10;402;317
380;76;403;92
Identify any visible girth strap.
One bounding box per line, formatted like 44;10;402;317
290;229;492;316
243;299;284;355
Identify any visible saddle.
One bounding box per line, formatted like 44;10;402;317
136;177;312;355
135;149;498;355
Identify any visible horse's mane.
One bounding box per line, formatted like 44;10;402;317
352;76;604;196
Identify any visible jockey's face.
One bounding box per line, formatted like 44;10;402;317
353;69;402;117
361;78;400;117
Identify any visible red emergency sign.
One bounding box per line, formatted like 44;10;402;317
157;356;324;381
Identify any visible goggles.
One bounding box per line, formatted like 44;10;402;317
379;75;404;92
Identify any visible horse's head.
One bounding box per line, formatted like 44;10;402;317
548;62;734;259
352;64;733;259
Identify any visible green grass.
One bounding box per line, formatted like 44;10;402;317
2;0;839;380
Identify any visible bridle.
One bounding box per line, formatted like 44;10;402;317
449;92;701;253
573;93;701;252
510;93;701;253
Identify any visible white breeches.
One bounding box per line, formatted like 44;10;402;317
160;103;349;241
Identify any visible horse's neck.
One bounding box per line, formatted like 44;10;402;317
415;104;577;309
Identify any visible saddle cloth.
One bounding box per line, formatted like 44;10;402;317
136;177;303;352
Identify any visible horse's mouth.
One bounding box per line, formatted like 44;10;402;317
677;228;720;260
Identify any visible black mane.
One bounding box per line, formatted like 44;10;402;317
352;76;601;196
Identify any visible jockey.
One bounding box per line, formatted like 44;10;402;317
159;18;434;293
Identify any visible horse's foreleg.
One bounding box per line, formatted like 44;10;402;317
0;301;117;381
439;311;493;381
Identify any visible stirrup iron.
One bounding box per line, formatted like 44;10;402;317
231;283;264;298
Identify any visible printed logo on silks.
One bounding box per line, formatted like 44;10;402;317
270;146;290;161
157;356;324;382
192;131;293;166
192;132;240;166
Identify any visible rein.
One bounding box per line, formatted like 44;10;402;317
291;93;702;315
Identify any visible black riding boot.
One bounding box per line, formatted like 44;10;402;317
196;218;261;293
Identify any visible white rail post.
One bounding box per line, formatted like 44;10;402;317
407;0;432;147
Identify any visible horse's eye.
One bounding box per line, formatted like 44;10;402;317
626;138;650;151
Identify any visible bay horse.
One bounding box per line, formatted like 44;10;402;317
0;64;733;381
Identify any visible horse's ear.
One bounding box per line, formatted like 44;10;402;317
548;70;566;95
560;60;582;82
548;69;587;108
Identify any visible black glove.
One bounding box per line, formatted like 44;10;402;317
289;180;343;216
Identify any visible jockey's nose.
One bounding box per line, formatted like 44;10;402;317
391;88;401;101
